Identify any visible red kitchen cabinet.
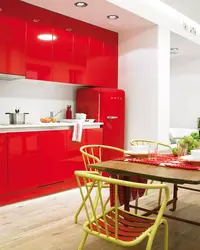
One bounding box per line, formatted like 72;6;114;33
87;27;104;86
65;129;86;180
73;27;90;85
25;5;55;81
52;15;74;83
102;31;118;88
66;128;103;181
7;132;39;193
0;6;26;76
38;130;69;185
0;134;7;195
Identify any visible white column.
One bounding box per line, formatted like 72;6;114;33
119;26;170;149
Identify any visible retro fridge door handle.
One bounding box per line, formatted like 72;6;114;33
107;116;118;120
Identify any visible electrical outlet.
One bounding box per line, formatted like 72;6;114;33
190;26;197;35
183;22;189;31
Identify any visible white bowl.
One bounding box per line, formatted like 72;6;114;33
191;149;200;159
131;145;149;154
75;113;87;120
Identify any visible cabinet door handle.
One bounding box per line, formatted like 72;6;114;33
107;116;118;120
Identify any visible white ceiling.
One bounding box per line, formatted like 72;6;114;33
21;0;154;33
161;0;200;24
171;32;200;59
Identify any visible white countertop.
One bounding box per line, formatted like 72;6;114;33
0;122;103;133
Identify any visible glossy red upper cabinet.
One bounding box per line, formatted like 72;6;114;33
52;15;74;83
0;134;7;195
7;132;39;193
24;4;55;81
87;26;104;86
73;24;90;85
0;4;26;76
103;31;118;88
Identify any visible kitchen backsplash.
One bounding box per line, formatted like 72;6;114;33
0;79;80;124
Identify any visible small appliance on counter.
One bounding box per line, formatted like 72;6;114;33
65;105;72;119
5;108;29;125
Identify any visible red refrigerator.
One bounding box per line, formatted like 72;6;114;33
76;88;125;160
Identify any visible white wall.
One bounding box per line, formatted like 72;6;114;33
119;26;170;149
0;80;79;124
170;56;200;129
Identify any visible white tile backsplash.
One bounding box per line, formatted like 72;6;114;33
0;79;80;124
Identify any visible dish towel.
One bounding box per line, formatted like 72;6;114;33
72;122;83;142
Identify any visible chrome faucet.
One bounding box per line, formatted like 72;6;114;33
49;109;63;118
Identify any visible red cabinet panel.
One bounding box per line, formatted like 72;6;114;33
38;130;69;185
25;5;55;81
0;134;7;195
0;7;26;75
53;15;74;83
7;132;39;193
87;27;104;86
103;31;118;88
73;28;90;85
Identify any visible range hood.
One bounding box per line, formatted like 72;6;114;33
0;73;25;81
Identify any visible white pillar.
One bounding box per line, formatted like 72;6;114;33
119;26;170;149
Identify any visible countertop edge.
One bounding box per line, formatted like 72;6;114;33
0;122;104;133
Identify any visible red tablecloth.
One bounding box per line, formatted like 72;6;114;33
110;154;200;206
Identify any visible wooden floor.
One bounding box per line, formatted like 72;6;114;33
1;184;200;250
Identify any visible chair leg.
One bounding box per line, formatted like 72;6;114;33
158;182;163;207
145;180;154;196
78;232;88;250
135;197;138;214
75;187;93;224
163;219;169;250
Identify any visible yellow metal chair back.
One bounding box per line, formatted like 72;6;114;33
74;145;125;224
130;139;172;153
80;144;125;171
75;171;169;250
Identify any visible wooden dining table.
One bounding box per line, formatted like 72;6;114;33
89;160;200;227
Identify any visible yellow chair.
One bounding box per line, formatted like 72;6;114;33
130;139;172;207
74;145;125;224
75;171;169;250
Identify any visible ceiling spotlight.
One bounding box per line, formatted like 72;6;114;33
107;15;119;20
170;48;179;55
65;28;72;32
74;2;88;7
33;19;40;23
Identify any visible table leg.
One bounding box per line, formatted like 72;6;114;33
124;176;131;211
170;184;178;212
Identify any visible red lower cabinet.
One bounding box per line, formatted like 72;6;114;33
0;134;7;195
38;130;69;186
7;132;39;193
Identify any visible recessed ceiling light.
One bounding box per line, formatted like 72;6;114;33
171;48;178;51
38;34;57;41
74;2;88;7
33;19;40;23
66;28;72;32
107;15;119;20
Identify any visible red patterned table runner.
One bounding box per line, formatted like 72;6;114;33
115;154;200;171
